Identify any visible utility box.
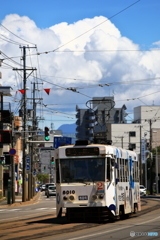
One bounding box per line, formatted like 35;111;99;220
0;86;12;96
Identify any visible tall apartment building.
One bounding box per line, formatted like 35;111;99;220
76;96;127;141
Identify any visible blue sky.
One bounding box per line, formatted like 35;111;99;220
1;0;160;130
1;0;159;48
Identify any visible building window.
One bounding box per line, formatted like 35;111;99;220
129;131;136;137
130;143;136;150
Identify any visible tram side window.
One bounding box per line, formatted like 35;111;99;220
117;158;120;182
125;159;128;182
133;161;135;182
136;161;139;182
122;159;125;182
120;158;123;182
56;159;60;183
106;157;111;182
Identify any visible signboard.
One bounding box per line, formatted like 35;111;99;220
26;164;30;171
26;155;30;171
54;137;72;148
9;148;16;155
66;147;99;156
141;139;146;164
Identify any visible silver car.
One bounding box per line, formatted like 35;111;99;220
46;185;56;198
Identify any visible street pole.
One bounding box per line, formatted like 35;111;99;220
153;130;159;194
149;119;153;195
10;113;15;203
155;147;159;194
22;46;27;202
139;125;142;184
13;46;37;202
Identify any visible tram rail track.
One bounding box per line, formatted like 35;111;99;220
0;199;159;240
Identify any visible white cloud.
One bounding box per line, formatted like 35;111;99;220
1;14;160;128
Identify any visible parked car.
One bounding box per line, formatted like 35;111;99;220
140;185;147;196
46;185;56;198
45;183;55;196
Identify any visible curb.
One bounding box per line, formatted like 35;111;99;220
0;191;40;208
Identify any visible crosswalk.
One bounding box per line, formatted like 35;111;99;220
0;207;56;212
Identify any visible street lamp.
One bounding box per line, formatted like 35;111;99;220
152;131;159;194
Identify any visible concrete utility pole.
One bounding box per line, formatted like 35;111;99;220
145;119;156;195
13;46;36;202
139;125;142;184
22;46;27;202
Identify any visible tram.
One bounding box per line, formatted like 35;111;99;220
54;140;141;222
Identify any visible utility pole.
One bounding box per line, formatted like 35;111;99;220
115;136;124;148
22;46;27;202
13;46;36;202
149;119;153;195
145;119;156;195
139;125;142;184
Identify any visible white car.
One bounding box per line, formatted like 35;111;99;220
140;185;147;196
40;184;46;192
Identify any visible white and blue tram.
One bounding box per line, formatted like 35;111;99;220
54;140;141;221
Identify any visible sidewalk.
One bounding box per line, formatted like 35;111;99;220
0;191;40;207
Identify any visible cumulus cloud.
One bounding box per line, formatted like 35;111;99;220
0;14;160;127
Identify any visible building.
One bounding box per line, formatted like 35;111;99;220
76;96;127;142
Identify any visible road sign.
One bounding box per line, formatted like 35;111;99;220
9;148;16;155
26;164;30;171
26;155;30;171
54;137;72;148
26;156;30;164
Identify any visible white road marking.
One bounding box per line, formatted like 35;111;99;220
67;215;160;240
0;208;56;212
8;209;21;211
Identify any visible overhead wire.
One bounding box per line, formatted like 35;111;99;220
0;23;36;46
0;0;141;61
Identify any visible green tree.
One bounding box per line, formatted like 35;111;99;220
36;173;49;183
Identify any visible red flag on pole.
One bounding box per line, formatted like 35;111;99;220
44;89;50;95
18;89;25;94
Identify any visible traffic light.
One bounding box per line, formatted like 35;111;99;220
0;156;5;165
51;157;55;164
44;127;50;141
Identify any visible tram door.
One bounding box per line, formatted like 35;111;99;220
106;157;116;214
129;156;134;211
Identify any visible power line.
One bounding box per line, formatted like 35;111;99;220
0;23;36;46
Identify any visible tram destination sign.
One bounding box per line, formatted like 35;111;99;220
66;147;99;156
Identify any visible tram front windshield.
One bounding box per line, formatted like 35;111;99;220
60;158;105;183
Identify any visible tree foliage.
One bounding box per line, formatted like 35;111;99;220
36;173;49;183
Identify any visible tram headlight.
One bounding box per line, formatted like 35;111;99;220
69;195;75;201
63;196;68;201
99;194;104;199
92;194;98;200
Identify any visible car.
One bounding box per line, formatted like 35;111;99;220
140;185;147;196
40;184;46;192
46;185;56;198
45;183;55;196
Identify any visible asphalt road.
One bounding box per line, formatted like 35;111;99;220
40;208;160;240
0;192;57;221
0;194;160;240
